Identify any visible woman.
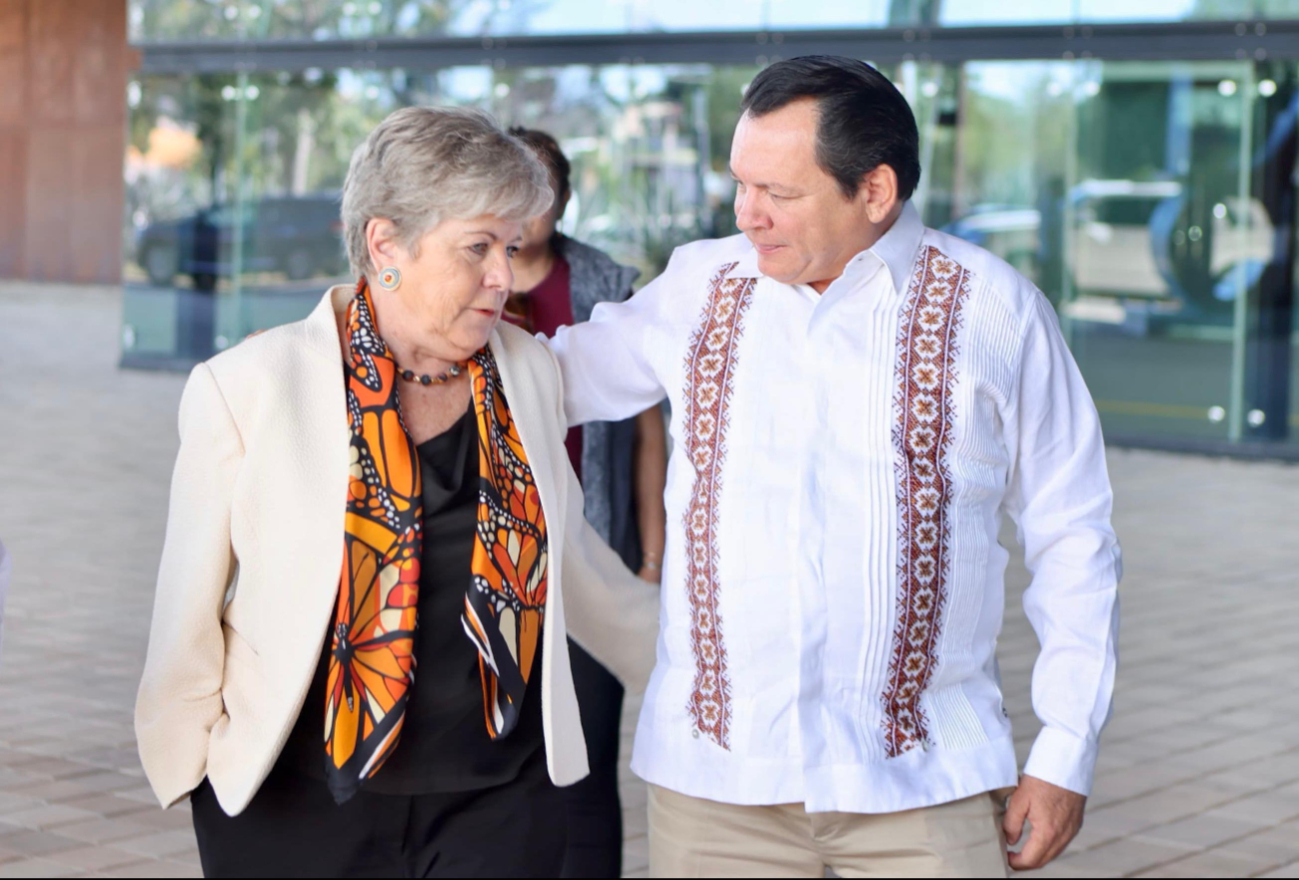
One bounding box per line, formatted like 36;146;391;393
506;127;667;880
134;106;658;879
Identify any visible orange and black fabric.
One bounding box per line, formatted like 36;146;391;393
463;347;550;739
324;279;549;805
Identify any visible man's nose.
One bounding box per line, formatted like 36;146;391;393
735;191;770;231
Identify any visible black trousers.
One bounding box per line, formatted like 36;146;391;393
191;750;566;879
561;640;626;879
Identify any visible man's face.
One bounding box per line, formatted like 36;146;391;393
730;98;879;292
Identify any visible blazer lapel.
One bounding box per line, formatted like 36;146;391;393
486;326;567;653
292;288;353;612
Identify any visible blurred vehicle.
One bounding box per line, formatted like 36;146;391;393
941;204;1041;279
135;194;345;290
941;180;1276;317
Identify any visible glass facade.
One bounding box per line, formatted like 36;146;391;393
122;2;1299;454
128;0;1299;40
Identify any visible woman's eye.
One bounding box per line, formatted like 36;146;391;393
507;246;520;259
470;243;489;256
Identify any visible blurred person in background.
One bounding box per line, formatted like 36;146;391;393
507;126;669;880
548;56;1122;878
135;106;658;879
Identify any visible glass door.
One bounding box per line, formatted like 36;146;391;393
1063;60;1258;444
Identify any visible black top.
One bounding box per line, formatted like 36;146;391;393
280;404;546;794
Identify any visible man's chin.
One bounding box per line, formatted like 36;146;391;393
755;255;802;284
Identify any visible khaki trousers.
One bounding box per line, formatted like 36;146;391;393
648;785;1011;879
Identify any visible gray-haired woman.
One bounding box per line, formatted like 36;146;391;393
134;106;658;878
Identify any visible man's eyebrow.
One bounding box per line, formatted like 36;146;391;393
729;172;795;194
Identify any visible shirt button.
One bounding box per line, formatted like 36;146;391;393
691;729;700;740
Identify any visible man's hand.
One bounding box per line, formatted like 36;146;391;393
1003;775;1086;871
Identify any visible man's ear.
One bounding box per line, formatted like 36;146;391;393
860;164;900;225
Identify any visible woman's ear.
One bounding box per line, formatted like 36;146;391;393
366;218;404;271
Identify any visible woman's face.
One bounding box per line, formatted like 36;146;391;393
518;175;570;252
369;213;523;361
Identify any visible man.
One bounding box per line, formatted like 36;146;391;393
547;56;1121;877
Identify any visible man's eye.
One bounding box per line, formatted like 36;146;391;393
471;243;489;255
507;247;519;258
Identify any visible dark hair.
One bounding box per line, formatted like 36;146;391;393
508;126;571;202
740;56;921;201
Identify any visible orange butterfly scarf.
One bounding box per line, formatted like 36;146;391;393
325;280;549;805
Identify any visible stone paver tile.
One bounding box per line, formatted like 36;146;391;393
0;859;79;878
101;859;202;878
45;847;148;873
623;835;649;875
6;777;136;806
54;798;150;821
128;811;193;833
0;796;45;818
1061;809;1133;853
0;830;81;859
1135;812;1270;849
1019;861;1113;878
1204;790;1299;826
1086;785;1233;832
54;818;157;846
7;762;97;783
1216;822;1299;865
624;806;647;840
1053;838;1197;877
1088;763;1196;806
113;831;198;860
1133;848;1279;878
0;808;99;833
1259;861;1299;879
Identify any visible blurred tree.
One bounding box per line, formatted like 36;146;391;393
131;0;555;41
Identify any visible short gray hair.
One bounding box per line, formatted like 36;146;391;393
342;106;555;279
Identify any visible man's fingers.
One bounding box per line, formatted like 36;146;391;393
1043;818;1082;866
1003;789;1029;847
1007;821;1052;872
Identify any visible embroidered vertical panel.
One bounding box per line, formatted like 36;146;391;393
882;246;973;758
681;262;757;750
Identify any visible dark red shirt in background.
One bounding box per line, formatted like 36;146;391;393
504;254;583;483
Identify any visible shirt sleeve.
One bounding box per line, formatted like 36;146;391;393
1003;292;1123;797
539;341;660;690
544;252;678;428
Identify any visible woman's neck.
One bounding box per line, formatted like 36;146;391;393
362;290;466;378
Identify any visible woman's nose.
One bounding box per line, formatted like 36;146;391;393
485;251;513;291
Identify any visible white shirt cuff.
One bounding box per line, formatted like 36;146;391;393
1023;726;1099;796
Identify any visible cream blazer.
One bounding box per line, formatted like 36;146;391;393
135;286;660;817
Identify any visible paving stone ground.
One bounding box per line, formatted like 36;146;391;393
1;282;1297;879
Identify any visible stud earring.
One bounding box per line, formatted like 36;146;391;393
377;267;402;291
